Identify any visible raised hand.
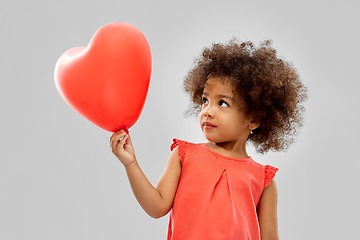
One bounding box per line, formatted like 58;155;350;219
110;130;136;167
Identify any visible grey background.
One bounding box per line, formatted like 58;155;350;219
1;0;359;239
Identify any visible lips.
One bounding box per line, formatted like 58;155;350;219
203;121;216;129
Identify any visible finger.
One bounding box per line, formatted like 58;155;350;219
110;129;125;145
110;133;117;147
119;134;129;149
115;134;129;153
124;132;133;146
110;133;116;145
111;131;127;151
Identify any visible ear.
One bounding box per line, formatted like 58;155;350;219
249;120;260;131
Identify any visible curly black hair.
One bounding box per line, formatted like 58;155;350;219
184;39;308;153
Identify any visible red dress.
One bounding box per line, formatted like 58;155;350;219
167;139;278;240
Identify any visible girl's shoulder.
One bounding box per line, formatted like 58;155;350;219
264;165;279;187
170;138;203;151
170;138;186;151
170;138;208;164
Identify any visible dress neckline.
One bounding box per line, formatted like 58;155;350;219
202;143;253;162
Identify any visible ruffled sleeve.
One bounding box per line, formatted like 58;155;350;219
170;138;187;163
264;165;279;187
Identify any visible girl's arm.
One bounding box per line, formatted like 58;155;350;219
110;130;181;219
257;179;279;240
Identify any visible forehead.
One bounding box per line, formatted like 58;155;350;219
203;77;235;95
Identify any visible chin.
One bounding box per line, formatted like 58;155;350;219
204;131;237;144
203;132;223;143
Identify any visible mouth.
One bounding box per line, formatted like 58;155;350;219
203;121;216;129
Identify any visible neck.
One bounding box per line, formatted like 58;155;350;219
210;139;249;158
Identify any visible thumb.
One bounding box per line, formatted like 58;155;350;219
125;132;133;145
123;134;135;156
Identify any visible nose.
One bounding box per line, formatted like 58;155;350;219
203;103;214;117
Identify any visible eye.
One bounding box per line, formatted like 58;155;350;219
202;97;208;105
219;100;229;107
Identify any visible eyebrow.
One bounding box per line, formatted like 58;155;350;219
202;92;234;100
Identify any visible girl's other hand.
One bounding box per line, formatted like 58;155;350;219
110;130;136;167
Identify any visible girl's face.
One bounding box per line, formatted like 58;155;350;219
200;77;252;144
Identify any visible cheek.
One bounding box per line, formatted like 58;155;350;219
199;114;204;130
224;113;249;131
199;112;204;121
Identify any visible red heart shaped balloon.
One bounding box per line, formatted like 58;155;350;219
54;22;151;132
